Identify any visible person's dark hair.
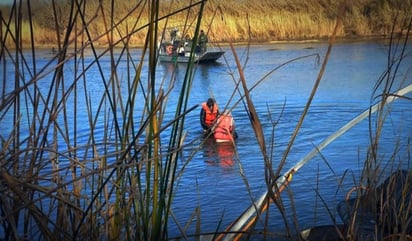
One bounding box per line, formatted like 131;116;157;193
207;98;214;108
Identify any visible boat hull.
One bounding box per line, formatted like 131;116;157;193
158;51;225;63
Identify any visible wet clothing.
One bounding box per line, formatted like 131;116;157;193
213;113;235;143
200;102;219;130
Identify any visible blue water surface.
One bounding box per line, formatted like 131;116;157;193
1;40;411;239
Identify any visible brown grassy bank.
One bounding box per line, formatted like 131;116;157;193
1;0;411;48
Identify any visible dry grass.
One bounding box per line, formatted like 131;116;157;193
1;0;411;47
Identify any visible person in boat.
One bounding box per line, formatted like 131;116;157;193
177;44;185;56
200;98;219;133
170;29;177;44
184;34;191;47
213;111;237;143
184;34;192;53
198;29;208;53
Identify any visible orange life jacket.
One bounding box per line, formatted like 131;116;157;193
213;114;234;142
166;45;173;55
202;102;218;126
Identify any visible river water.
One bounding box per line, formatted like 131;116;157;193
166;40;412;238
1;40;411;239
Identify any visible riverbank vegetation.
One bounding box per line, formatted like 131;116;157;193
1;0;411;48
1;0;411;240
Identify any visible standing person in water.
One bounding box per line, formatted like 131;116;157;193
200;98;219;133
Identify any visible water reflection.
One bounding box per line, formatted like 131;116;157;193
202;136;235;168
216;142;235;167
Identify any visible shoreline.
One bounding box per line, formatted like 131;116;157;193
11;34;399;50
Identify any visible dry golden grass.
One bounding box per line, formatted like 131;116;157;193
1;0;410;48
